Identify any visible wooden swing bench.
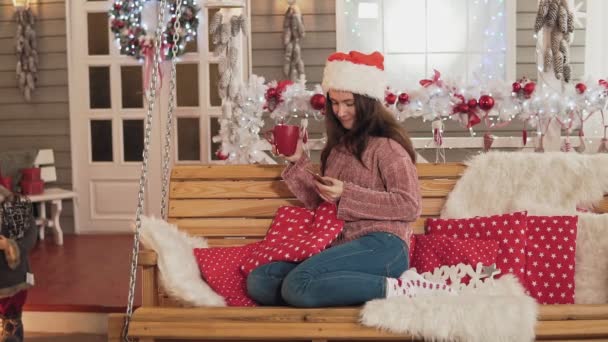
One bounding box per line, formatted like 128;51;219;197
108;163;608;341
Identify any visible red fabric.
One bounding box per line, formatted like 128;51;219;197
0;290;27;316
524;215;578;304
425;211;528;284
326;51;385;70
241;202;344;275
194;203;344;306
408;234;416;264
410;234;499;283
194;243;261;307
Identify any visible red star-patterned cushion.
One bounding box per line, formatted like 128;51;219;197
240;202;344;275
524;215;578;304
410;234;500;283
193;243;261;307
426;211;528;284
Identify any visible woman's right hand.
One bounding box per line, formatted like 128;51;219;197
0;236;8;251
274;138;305;163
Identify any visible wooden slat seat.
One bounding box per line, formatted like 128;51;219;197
108;163;608;342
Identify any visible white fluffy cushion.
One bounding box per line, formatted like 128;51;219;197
575;213;608;304
139;216;226;307
360;275;537;342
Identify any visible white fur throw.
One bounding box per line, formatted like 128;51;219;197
139;216;226;307
575;213;608;304
360;275;537;342
441;152;608;218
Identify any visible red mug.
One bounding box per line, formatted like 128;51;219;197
264;124;305;156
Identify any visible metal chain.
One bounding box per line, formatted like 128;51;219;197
160;0;183;219
122;0;168;340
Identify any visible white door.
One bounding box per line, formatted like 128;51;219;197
68;1;250;233
68;1;162;233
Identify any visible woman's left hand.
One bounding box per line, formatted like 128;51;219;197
314;177;344;203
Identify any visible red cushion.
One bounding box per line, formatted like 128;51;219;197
426;211;528;284
194;243;261;307
241;202;344;275
524;215;578;304
410;234;499;283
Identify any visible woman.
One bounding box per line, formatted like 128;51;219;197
0;185;36;342
247;51;453;307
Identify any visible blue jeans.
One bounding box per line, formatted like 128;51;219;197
246;232;409;307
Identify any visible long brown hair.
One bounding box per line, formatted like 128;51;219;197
320;93;416;173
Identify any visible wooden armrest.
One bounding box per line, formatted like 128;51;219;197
138;249;158;266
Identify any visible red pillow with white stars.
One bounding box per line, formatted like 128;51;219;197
194;243;261;307
240;202;344;276
524;215;578;304
426;211;528;285
410;234;500;283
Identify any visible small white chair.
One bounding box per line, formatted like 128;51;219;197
26;149;76;246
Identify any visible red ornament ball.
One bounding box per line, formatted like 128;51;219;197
523;82;536;96
512;82;522;93
478;95;495;111
310;93;326;111
215;150;229;160
575;83;587;94
398;92;410;104
114;3;122;10
385;93;397;105
467;99;478;108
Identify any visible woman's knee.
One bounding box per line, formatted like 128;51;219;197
246;267;277;305
246;262;295;305
280;269;322;308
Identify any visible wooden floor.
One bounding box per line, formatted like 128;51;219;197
25;234;141;312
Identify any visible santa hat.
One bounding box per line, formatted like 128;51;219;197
321;51;386;101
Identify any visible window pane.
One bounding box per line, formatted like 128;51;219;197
427;53;468;78
177;118;200;161
177;64;199;107
468;52;506;82
208;8;220;52
122;120;144;162
385;54;426;90
184;37;198;53
91;120;113;162
89;66;111;109
121;66;144;108
88;12;109;55
385;0;425;53
339;0;383;52
209;64;221;107
427;0;468;52
210;117;222;161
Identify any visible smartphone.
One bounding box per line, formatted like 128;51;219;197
305;168;331;185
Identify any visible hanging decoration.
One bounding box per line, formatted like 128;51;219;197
15;6;38;101
209;9;247;114
282;0;305;81
534;0;576;82
109;0;199;60
213;75;269;164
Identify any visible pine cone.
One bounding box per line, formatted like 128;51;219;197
567;11;574;32
547;0;559;27
558;5;568;34
563;64;571;82
210;12;223;36
534;0;547;32
543;50;552;72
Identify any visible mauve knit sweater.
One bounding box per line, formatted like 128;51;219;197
282;137;422;246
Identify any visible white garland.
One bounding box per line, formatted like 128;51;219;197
282;0;305;81
15;8;38;102
212;75;269;164
419;262;502;292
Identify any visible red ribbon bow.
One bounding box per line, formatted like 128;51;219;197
420;69;443;88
